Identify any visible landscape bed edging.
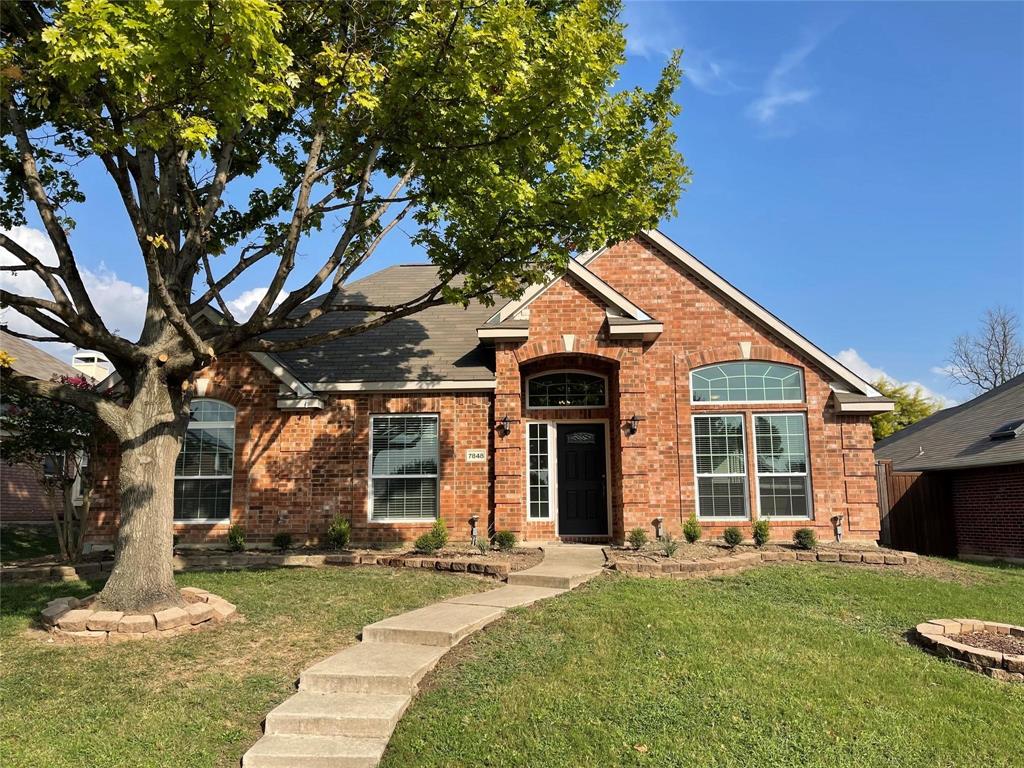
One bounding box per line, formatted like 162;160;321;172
4;550;513;583
40;587;239;645
915;619;1024;683
605;548;919;578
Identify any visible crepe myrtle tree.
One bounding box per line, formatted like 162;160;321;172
0;0;688;612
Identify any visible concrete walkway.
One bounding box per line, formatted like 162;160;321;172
242;545;605;768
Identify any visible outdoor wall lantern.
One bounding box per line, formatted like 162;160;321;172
469;515;480;546
624;414;643;436
831;514;844;544
495;415;512;437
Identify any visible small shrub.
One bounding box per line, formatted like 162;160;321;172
660;534;680;557
627;527;648;550
793;527;817;550
751;519;771;548
429;518;449;549
722;526;743;548
325;516;351;550
494;530;516;551
414;532;440;554
272;531;293;551
227;524;246;552
475;538;489;554
683;514;702;544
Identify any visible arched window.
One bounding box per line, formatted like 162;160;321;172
174;399;235;521
690;362;804;403
526;371;607;409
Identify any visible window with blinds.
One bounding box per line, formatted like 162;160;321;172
370;414;439;520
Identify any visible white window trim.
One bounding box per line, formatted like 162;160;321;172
526;422;555;521
174;400;235;523
689;362;805;406
691;413;750;521
525;369;608;410
753;413;814;521
367;413;440;523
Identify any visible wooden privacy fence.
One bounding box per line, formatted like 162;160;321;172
876;460;957;557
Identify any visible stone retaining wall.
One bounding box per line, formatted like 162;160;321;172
606;548;919;578
4;551;512;584
41;587;238;645
915;618;1024;683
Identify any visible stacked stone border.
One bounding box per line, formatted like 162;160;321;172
5;550;515;584
40;587;239;645
914;619;1024;683
604;548;919;578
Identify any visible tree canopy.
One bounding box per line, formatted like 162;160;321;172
870;377;941;441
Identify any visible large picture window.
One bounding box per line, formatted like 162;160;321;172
527;422;553;519
527;371;606;409
754;414;811;518
174;399;235;521
693;415;748;519
370;414;439;520
691;362;804;403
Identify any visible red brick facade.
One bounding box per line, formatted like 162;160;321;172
951;464;1024;562
1;461;56;523
87;235;882;548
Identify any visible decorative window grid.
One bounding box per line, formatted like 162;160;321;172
527;422;553;519
691;362;804;403
526;371;606;408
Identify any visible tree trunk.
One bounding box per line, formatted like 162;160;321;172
96;370;188;613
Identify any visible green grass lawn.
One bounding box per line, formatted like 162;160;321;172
0;566;482;768
0;524;60;562
384;562;1024;768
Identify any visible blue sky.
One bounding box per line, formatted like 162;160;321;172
2;1;1022;405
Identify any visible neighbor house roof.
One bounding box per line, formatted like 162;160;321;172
874;373;1024;472
0;329;80;381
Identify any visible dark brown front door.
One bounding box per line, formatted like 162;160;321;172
557;423;607;536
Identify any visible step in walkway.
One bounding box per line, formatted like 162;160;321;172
242;544;605;768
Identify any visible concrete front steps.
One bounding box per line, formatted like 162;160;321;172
242;547;603;768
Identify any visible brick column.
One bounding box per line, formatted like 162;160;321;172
616;342;649;542
493;344;524;538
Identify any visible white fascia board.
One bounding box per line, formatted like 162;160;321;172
835;401;896;414
248;352;316;398
487;256;650;325
477;327;529;342
607;322;664;341
276;396;326;410
310;379;497;392
639;229;882;397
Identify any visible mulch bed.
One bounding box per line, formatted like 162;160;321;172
610;541;908;565
955;632;1024;655
394;547;544;572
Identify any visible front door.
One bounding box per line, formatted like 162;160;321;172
556;423;608;536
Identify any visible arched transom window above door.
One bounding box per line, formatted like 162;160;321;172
690;362;804;403
526;371;607;409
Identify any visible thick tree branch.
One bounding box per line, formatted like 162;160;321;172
1;369;128;438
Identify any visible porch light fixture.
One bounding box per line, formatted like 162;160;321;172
625;414;643;436
495;415;512;436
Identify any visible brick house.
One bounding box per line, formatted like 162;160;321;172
875;374;1024;563
86;230;894;549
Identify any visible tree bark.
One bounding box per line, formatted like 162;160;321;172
96;369;188;612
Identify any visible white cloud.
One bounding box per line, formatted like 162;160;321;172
1;225;147;361
747;27;831;127
225;286;289;319
836;348;956;408
622;3;739;95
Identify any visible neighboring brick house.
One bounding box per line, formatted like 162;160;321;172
875;374;1024;563
86;230;894;549
0;329;84;524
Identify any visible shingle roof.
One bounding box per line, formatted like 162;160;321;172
268;265;496;384
873;374;1024;471
0;330;80;381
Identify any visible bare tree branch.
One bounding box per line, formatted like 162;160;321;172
946;306;1024;393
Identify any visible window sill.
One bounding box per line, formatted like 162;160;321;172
368;518;439;524
174;519;231;526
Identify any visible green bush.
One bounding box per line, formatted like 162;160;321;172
793;527;817;550
414;532;440;554
751;519;771;548
272;531;293;551
227;524;245;552
722;526;743;548
683;514;702;544
660;534;680;557
429;518;449;549
325;516;351;550
627;527;648;550
494;530;517;552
